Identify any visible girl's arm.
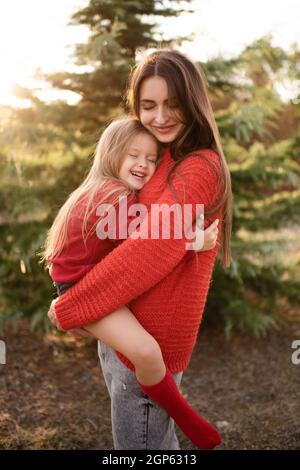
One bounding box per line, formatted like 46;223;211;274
54;151;222;330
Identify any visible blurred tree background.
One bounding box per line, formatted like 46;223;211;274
0;0;299;337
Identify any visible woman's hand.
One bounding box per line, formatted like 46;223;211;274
191;217;219;252
69;328;96;339
48;299;97;338
48;298;64;330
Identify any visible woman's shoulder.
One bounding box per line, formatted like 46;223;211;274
176;148;221;176
183;148;220;164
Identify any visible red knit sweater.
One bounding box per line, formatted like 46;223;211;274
54;148;223;373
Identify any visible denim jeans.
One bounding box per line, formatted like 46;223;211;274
97;340;183;450
53;281;75;296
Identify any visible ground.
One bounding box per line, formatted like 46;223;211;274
0;319;299;450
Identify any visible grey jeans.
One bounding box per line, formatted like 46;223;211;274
97;340;184;450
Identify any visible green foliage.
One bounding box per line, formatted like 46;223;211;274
0;0;192;333
203;36;300;336
206;244;300;337
0;4;300;338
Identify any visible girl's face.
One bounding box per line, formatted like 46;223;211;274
139;76;185;144
119;132;158;190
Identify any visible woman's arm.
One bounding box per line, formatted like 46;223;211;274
54;151;222;330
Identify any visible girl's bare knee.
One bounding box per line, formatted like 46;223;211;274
134;337;162;366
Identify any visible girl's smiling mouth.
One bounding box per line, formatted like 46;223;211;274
130;170;146;179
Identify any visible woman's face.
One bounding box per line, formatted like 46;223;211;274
139;76;185;144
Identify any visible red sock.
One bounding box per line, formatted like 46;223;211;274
137;368;222;449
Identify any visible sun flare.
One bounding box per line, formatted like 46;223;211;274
0;0;298;106
0;0;88;106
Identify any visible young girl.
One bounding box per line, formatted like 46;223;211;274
43;116;221;449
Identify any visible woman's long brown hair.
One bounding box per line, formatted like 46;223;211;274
126;49;232;268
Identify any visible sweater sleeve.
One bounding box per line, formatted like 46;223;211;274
55;151;222;330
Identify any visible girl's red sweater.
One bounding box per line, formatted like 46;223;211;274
50;185;137;283
54;148;223;373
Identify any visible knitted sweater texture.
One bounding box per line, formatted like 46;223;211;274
54;148;223;372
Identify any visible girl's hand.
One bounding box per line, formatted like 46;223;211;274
190;218;219;252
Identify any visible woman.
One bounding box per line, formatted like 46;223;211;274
48;49;232;450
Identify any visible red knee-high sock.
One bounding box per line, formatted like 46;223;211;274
137;368;222;449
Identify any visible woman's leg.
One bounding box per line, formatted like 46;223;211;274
84;307;222;450
98;340;183;450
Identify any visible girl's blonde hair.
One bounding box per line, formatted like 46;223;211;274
40;117;159;268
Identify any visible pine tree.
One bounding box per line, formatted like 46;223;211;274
203;36;300;336
26;0;192;139
0;0;193;330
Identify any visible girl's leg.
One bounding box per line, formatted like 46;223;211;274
84;306;166;386
84;307;222;450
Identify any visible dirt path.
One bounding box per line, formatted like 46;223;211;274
0;320;299;450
